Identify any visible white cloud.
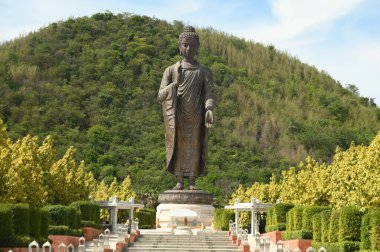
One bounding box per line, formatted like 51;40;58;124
248;0;363;43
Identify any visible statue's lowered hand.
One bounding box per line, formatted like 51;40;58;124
205;110;213;128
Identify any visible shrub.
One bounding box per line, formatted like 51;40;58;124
267;203;293;232
135;208;155;228
370;208;380;251
312;212;322;242
265;223;286;232
329;209;340;242
286;208;294;231
70;201;100;224
214;209;234;231
0;235;31;247
338;206;363;242
0;204;14;240
312;241;360;252
293;206;304;231
67;206;81;229
44;205;69;226
360;213;371;250
134;210;152;228
48;225;83;236
40;208;50;238
29;208;41;238
81;220;101;229
320;209;331;242
282;230;312;240
11;203;30;236
302;206;330;232
267;207;274;226
274;203;294;224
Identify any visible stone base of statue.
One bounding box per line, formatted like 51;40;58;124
156;190;214;229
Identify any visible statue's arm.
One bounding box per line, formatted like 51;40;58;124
158;66;176;103
204;67;215;128
204;67;215;111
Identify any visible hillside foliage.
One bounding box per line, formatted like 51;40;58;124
0;12;379;206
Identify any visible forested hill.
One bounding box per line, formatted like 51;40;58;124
0;12;379;206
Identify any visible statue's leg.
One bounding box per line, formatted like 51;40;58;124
189;176;197;190
173;176;184;190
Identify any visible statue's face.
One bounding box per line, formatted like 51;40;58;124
179;37;199;61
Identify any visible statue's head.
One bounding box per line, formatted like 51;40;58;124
178;26;199;61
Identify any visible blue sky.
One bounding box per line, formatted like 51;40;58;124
1;0;379;105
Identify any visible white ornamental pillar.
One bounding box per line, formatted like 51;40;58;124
234;198;240;235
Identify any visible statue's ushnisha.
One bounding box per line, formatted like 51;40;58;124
158;26;215;190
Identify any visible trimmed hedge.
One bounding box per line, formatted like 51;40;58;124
338;206;363;242
329;209;340;242
40;208;50;238
370;208;380;250
312;212;322;242
265;223;286;232
361;213;371;250
286;208;294;231
44;205;69;226
81;220;101;229
320;209;331;242
12;203;30;236
266;203;293;232
29;208;41;238
67;206;81;229
0;235;32;248
70;201;100;224
214;209;234;231
282;230;312;240
48;225;83;236
0;204;14;240
135;208;155;228
302;206;330;232
267;207;274;226
293;206;304;231
312;241;360;252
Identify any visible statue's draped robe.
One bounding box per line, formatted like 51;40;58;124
158;61;215;178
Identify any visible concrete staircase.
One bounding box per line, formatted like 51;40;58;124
126;231;242;252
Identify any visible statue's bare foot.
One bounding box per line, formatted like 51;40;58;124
189;185;197;190
173;183;183;190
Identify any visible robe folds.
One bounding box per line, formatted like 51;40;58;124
158;61;215;178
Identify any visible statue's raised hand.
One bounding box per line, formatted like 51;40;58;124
205;110;213;128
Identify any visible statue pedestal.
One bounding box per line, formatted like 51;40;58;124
156;190;214;229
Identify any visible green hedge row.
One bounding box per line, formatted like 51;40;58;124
282;230;312;240
284;205;364;244
214;209;234;231
43;205;81;229
48;225;83;236
265;223;286;232
339;206;363;242
134;208;155;229
266;203;293;232
0;204;13;240
70;201;100;224
312;241;360;252
302;206;330;232
0;204;50;247
361;208;380;250
312;209;333;242
286;205;304;231
284;205;329;233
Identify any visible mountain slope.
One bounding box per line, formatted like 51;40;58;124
0;12;379;206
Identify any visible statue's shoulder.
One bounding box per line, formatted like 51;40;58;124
198;63;212;77
165;61;181;72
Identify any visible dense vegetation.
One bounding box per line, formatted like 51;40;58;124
230;130;380;212
0;12;379;207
